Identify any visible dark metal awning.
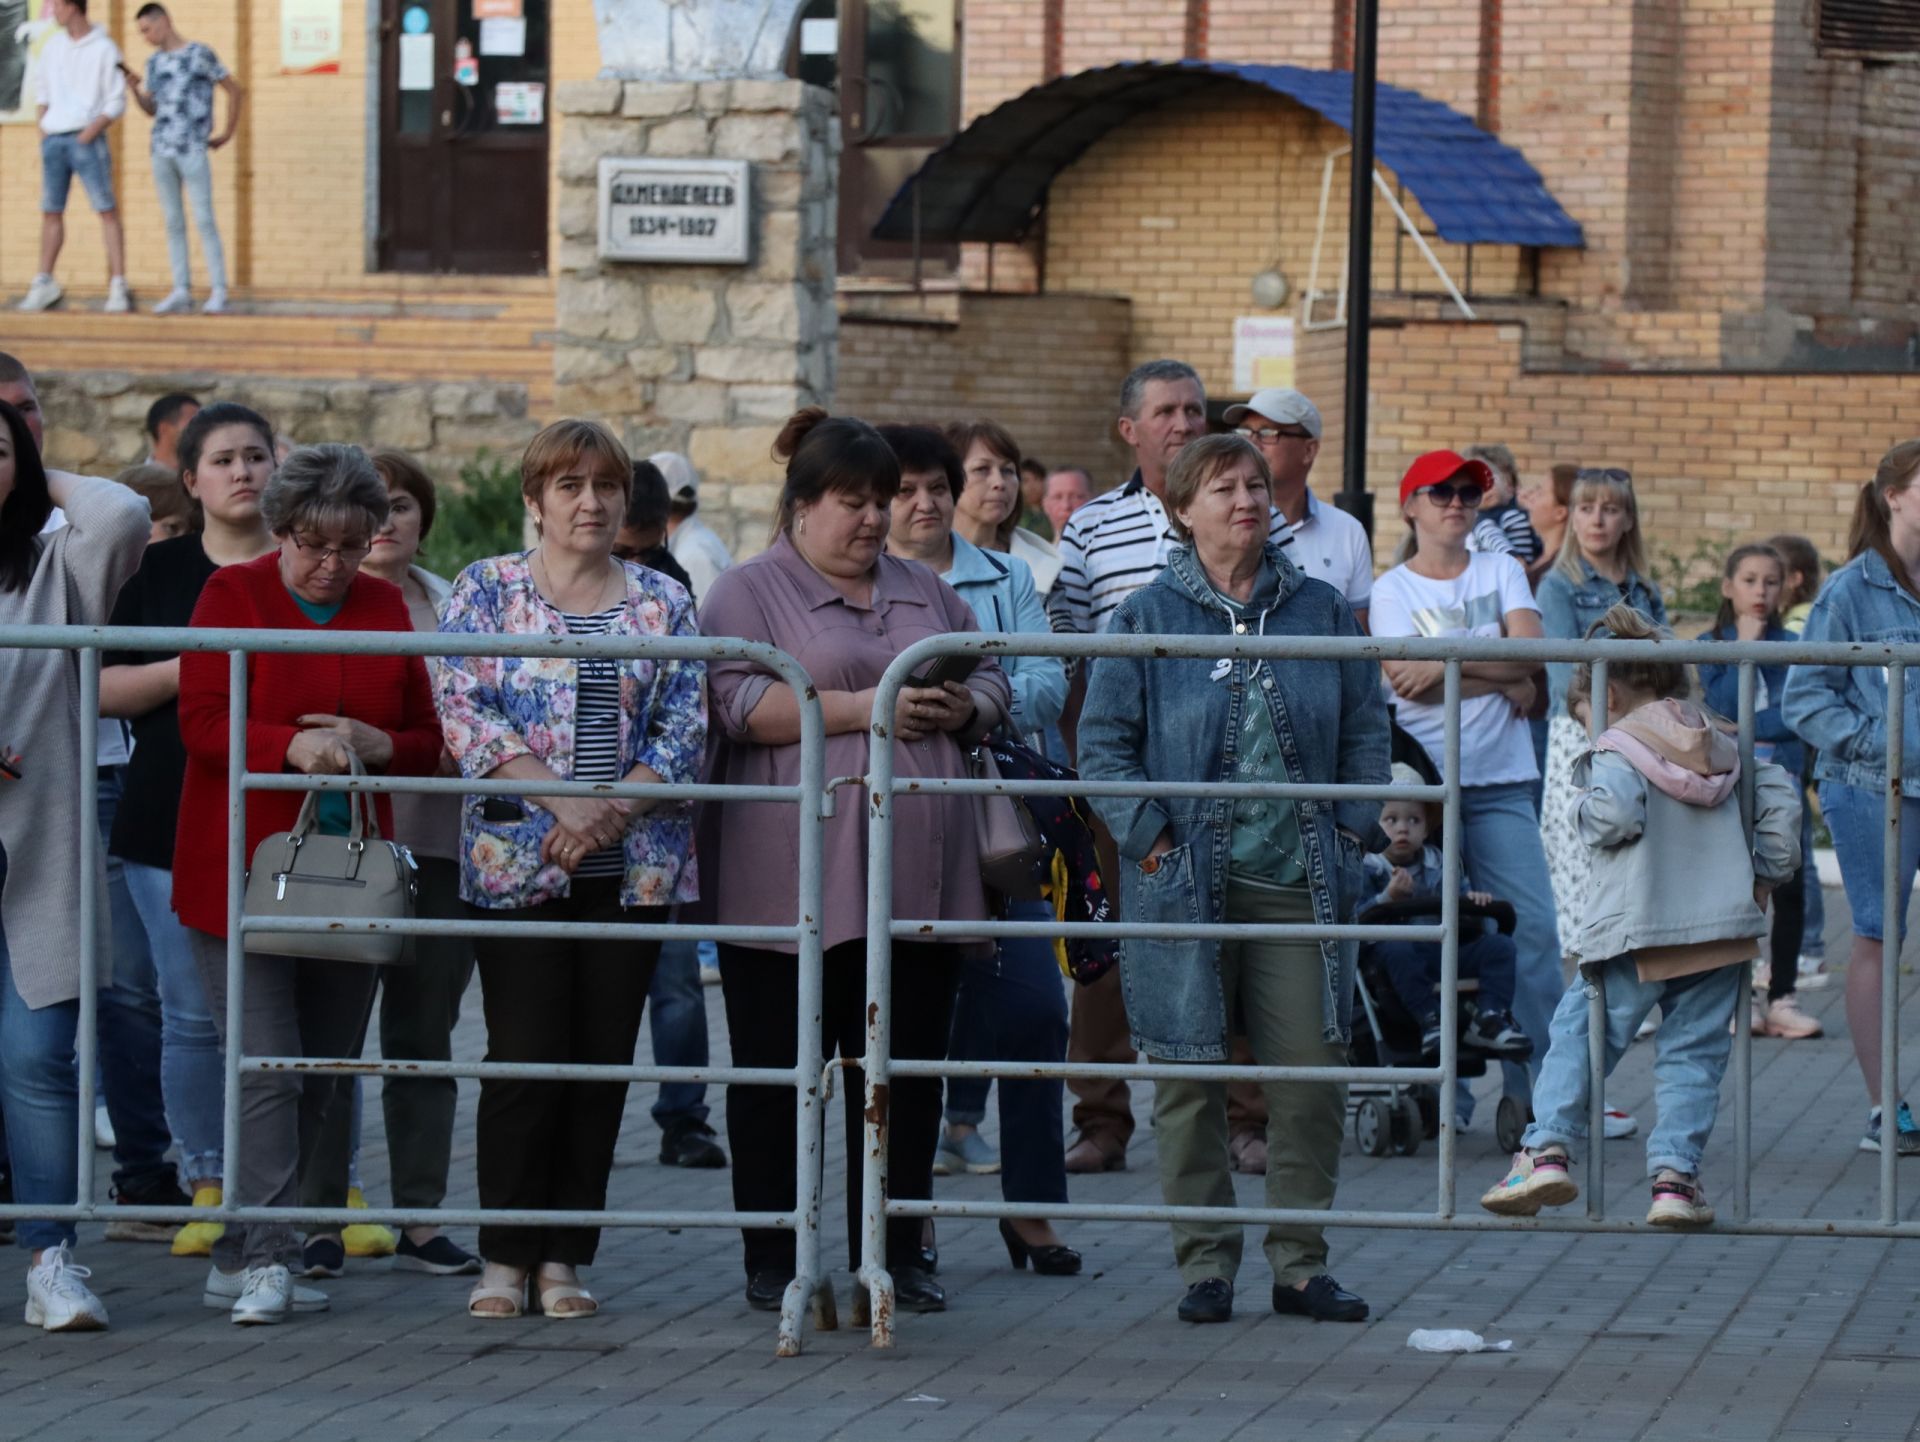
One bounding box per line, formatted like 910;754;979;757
872;60;1585;250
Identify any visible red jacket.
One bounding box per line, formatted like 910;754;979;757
172;552;443;937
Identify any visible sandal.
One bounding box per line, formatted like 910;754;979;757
467;1264;529;1319
535;1266;598;1320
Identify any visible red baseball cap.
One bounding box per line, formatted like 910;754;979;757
1398;450;1498;507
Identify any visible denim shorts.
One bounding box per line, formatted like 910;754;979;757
1819;780;1920;943
40;131;115;214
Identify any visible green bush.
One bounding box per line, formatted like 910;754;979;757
1652;536;1734;619
422;451;525;580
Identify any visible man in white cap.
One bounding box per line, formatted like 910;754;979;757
1223;388;1373;629
653;450;733;601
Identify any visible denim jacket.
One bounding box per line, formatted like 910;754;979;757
1077;544;1390;1058
1783;551;1920;791
1536;561;1667;713
941;534;1067;736
1695;620;1804;778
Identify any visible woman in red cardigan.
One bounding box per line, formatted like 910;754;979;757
175;442;442;1326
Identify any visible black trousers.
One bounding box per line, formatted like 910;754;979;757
719;939;960;1278
470;878;663;1268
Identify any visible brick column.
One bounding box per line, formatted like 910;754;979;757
550;79;839;557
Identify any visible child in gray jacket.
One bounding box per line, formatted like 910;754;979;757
1481;604;1800;1227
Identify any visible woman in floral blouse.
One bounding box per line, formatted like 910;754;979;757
435;419;705;1321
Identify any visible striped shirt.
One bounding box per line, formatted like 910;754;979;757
564;605;627;878
1468;500;1540;563
1047;471;1292;634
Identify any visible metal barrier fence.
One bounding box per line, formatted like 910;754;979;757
859;631;1920;1348
0;624;837;1357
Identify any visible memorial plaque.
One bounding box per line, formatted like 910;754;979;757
598;157;751;264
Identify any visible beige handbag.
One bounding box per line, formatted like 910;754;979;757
968;743;1048;901
241;756;418;964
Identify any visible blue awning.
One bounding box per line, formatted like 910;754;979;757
872;61;1584;250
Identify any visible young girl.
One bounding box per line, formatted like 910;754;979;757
1766;532;1831;990
1767;533;1824;635
1784;442;1920;1155
1535;469;1666;942
1482;604;1800;1225
1696;543;1819;1040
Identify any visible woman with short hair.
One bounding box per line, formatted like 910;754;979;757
436;419;706;1321
943;419;1063;596
175;442;444;1324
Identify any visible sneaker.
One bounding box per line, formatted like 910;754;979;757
341;1187;396;1258
934;1129;1000;1176
1418;1014;1444;1059
103;278;131;314
659;1118;727;1169
393;1233;482;1276
1765;995;1823;1039
1603;1108;1638;1140
1797;954;1832;990
171;1185;225;1257
202;288;228;315
1480;1148;1578;1216
1860;1102;1920;1155
229;1264;296;1325
698;961;721;985
1464;1009;1534;1059
1746;994;1770;1037
104;1173;189;1243
203;1263;328;1312
92;1105;114;1150
17;274;62;312
1647;1169;1714;1227
302;1234;346;1279
1634;1010;1660;1041
23;1244;108;1332
152;288;193;315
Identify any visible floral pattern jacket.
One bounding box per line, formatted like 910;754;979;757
435;550;707;910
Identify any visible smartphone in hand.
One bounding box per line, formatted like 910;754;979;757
905;654;981;691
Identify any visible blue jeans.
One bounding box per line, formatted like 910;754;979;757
95;771;175;1194
120;861;224;1185
152;147;227;293
943;900;1070;1205
1802;791;1826;960
1821;781;1920;944
0;838;80;1253
1523;958;1743;1177
1458;781;1561;1106
1528;717;1549;817
1371;929;1518;1021
40;131;114;213
648;938;710;1128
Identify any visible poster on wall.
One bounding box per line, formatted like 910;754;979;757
1232;315;1296;393
0;2;57;126
281;0;343;75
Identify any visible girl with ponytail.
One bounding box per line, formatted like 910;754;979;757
1784;440;1920;1155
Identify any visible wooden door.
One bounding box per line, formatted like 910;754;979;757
378;0;549;274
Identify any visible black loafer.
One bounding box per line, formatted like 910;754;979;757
659;1119;728;1169
891;1265;946;1313
1177;1277;1234;1324
744;1270;792;1312
1273;1275;1369;1322
301;1235;345;1280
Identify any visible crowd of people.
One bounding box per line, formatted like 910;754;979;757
0;338;1913;1337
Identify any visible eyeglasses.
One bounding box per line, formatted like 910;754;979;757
1416;482;1484;509
289;534;373;565
1235;426;1314;444
1575;467;1634;488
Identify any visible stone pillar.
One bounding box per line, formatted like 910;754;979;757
551;78;838;558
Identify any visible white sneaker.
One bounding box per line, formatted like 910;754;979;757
230;1263;296;1325
1635;1009;1660;1041
23;1244;108;1332
92;1105;114;1150
203;288;229;315
1603;1108;1638;1140
203;1263;328;1313
153;288;194;315
104;277;131;314
1797;955;1832;990
17;274;62;312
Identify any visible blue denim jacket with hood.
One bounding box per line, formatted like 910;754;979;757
1536;559;1668;714
1696;618;1804;779
940;533;1067;737
1784;550;1920;791
1077;543;1391;1058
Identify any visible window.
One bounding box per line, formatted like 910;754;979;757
1819;0;1920;57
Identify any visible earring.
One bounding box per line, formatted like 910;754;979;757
796;513;807;535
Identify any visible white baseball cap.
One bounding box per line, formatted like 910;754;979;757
650;450;699;499
1222;388;1323;439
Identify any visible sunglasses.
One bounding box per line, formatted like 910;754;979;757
1416;482;1484;509
1575;467;1634;488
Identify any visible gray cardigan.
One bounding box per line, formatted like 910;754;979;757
0;472;150;1008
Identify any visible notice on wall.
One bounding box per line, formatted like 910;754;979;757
495;80;544;126
281;0;343;75
473;0;522;16
1232;315;1296;393
398;32;434;91
478;16;527;56
599;157;751;265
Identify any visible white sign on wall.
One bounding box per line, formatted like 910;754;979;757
1232;315;1296;393
598;157;751;265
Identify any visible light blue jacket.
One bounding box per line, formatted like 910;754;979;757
1077;544;1390;1057
942;534;1067;736
1784;550;1920;791
1536;560;1668;713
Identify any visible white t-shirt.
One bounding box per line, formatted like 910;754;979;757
1285;491;1374;610
1369;551;1539;787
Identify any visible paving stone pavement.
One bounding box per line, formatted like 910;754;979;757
3;893;1920;1440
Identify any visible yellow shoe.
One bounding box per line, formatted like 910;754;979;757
342;1187;397;1258
170;1185;226;1258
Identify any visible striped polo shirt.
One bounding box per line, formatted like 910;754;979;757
1047;471;1293;634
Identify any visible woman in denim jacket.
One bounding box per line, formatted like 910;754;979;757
1079;434;1389;1328
1535;468;1666;942
1783;439;1920;1155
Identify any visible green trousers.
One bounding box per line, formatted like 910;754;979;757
1150;882;1348;1288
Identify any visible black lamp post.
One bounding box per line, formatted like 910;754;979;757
1337;0;1379;538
